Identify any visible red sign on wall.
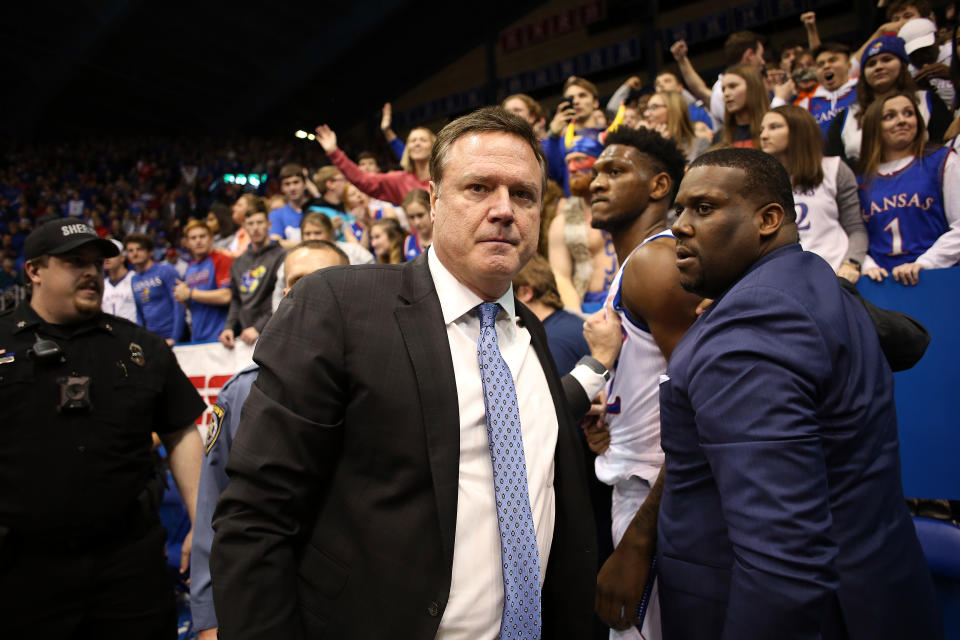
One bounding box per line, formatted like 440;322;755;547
500;0;606;53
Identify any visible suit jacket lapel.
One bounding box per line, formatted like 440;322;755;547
394;254;461;571
516;299;596;623
515;300;569;440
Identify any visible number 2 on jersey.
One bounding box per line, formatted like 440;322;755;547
795;203;811;231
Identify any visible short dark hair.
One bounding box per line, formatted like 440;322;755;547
688;148;796;222
885;0;932;20
724;30;764;66
812;42;851;60
243;195;268;220
656;69;681;82
603;126;687;200
279;163;304;181
430;106;547;196
357;151;379;165
124;232;153;252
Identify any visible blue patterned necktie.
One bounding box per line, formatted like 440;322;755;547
476;302;542;640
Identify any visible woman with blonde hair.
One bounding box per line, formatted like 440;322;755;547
315;121;433;206
641;90;710;163
401;188;433;260
370;217;406;264
759;105;867;282
856;92;960;285
714;63;769;148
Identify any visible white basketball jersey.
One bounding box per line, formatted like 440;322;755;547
102;269;138;324
794;156;848;271
594;231;673;487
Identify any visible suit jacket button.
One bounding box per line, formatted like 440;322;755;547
427;601;441;617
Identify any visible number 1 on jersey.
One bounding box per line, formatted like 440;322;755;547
884;217;904;256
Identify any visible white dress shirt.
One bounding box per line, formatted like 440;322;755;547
429;247;559;640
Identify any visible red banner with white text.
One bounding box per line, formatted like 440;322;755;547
173;341;256;437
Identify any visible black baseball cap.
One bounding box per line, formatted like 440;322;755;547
23;219;121;261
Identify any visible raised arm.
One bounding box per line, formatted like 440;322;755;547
670;40;712;105
853;19;907;67
606;77;641;119
316;124;410;205
801;12;821;51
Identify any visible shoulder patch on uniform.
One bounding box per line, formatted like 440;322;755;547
205;404;226;454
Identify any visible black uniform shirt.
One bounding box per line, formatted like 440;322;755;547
0;304;205;536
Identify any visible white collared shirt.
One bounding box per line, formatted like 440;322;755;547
429;247;558;640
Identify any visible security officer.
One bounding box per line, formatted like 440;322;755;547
0;218;206;639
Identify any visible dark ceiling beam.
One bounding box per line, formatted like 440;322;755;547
221;0;412;129
6;0;143;138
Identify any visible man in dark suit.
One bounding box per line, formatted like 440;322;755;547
659;147;941;639
210;107;621;639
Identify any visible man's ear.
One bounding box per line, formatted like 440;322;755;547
649;173;673;201
757;203;787;238
23;259;42;285
428;181;439;222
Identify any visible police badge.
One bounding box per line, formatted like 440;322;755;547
129;342;146;367
206;404;225;454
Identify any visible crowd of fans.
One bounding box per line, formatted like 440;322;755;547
4;0;959;341
4;3;959;638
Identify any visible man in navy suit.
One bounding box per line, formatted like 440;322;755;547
660;148;941;639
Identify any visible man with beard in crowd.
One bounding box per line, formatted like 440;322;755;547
548;135;618;313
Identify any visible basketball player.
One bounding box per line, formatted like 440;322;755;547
588;127;702;639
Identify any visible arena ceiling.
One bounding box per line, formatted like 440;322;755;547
2;0;549;142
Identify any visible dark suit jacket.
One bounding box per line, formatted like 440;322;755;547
657;244;941;640
210;253;597;639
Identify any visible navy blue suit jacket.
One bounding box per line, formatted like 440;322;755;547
657;244;941;640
